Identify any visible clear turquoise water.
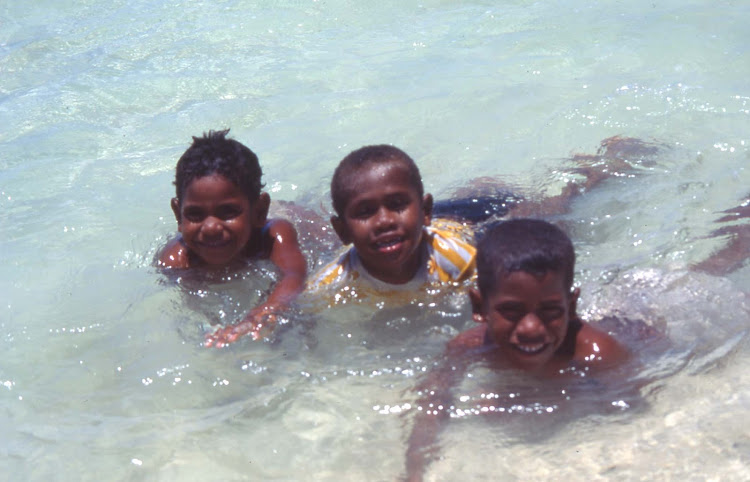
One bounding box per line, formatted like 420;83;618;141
1;1;749;480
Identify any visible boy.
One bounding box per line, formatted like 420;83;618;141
459;218;626;371
405;219;628;481
310;145;477;292
311;138;658;296
158;129;307;347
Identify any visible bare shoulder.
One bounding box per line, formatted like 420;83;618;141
265;218;303;256
265;218;306;276
574;321;629;368
158;237;189;268
266;218;299;239
447;324;486;353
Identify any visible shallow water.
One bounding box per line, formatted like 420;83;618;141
1;0;749;480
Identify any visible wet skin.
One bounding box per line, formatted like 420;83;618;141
169;174;265;267
159;173;307;346
331;161;433;284
470;271;578;371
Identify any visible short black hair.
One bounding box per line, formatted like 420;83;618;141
173;129;264;205
476;218;576;296
330;144;423;216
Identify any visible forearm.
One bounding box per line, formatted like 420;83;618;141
404;360;463;481
255;272;306;313
405;409;447;482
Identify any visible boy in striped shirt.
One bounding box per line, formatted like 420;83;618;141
310;145;477;293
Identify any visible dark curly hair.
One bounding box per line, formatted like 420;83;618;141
476;218;576;296
173;129;264;204
330;144;423;216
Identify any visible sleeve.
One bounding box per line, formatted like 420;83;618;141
307;249;353;290
426;223;477;282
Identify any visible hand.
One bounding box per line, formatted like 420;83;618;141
204;309;278;347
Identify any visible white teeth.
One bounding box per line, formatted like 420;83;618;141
376;238;401;248
516;344;545;354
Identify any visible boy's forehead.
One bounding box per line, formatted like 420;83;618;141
490;269;569;294
182;173;247;201
354;157;404;173
343;160;410;189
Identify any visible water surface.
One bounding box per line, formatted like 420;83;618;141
1;1;749;480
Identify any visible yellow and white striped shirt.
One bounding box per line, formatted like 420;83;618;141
309;219;476;291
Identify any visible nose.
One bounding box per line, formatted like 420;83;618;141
201;216;223;236
515;312;545;339
374;206;397;231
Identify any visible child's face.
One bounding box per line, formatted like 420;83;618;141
171;174;266;266
331;161;432;284
471;270;578;371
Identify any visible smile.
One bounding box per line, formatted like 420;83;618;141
513;343;548;355
199;239;231;248
373;236;404;252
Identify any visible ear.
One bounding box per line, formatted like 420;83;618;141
170;198;182;229
568;287;581;320
422;193;433;227
252;192;271;228
469;288;486;324
331;215;352;245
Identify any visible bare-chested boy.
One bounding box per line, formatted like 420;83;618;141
405;218;628;481
158;129;307;346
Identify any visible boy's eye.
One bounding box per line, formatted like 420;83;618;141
183;208;205;222
538;306;565;322
387;196;410;211
351;204;376;219
497;304;525;322
216;205;242;220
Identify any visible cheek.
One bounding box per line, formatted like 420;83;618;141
488;319;512;343
234;220;255;239
180;222;198;235
549;320;568;344
406;216;424;239
350;221;372;238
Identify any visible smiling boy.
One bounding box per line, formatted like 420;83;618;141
461;218;626;372
404;219;627;481
158;130;307;346
310;145;476;291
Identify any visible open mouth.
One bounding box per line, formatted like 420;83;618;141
373;236;404;253
199;239;231;249
512;343;548;356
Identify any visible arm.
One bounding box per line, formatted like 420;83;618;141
405;363;457;482
692;198;750;276
512;137;651;218
404;329;481;481
442;137;659;221
205;219;307;346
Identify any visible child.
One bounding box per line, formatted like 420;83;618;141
460;218;627;371
405;219;628;481
310;144;477;292
311;138;658;296
158;129;307;347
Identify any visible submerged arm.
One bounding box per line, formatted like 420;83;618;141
513;136;659;218
692;198;750;276
405;333;478;481
206;219;307;346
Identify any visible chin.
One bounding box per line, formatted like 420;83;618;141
199;253;238;267
508;352;554;372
